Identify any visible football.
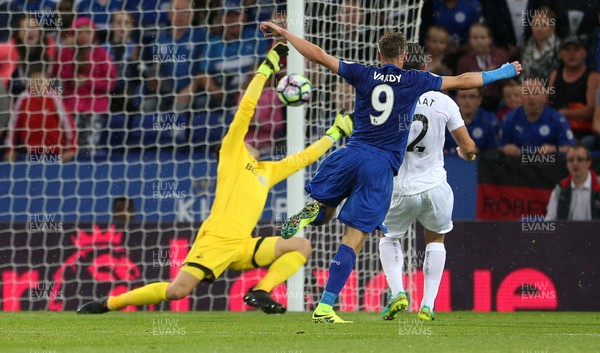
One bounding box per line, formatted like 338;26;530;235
276;73;312;106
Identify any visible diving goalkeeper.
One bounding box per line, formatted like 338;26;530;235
77;43;353;314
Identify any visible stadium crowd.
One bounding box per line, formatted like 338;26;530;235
0;0;599;162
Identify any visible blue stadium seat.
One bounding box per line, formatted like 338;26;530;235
129;112;189;148
189;110;233;149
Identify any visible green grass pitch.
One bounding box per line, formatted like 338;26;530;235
1;312;599;353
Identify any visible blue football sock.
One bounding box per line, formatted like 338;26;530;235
312;206;326;226
319;244;356;306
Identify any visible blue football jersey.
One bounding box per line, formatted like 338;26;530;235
499;106;575;149
338;61;442;170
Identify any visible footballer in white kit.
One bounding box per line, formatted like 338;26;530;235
379;54;477;321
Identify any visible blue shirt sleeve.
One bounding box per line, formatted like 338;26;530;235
485;113;499;149
498;115;513;147
554;112;575;146
412;70;443;94
338;61;368;86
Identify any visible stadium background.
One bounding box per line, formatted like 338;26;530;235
0;0;599;312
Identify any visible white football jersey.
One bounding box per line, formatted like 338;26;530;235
395;91;464;196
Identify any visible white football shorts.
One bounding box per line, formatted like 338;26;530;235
383;181;454;239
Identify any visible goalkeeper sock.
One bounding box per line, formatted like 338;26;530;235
318;244;356;310
420;242;446;311
254;251;307;293
379;237;405;295
107;282;169;310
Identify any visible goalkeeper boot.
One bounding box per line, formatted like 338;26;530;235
417;305;435;321
281;202;320;239
382;291;409;320
244;289;287;314
312;308;353;324
77;298;109;314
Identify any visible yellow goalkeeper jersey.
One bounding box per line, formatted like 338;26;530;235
199;74;333;238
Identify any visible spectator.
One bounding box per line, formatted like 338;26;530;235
11;0;57;13
583;87;600;150
127;0;171;45
55;0;76;47
105;11;140;113
141;0;206;113
547;0;600;38
457;22;509;111
0;2;14;42
242;86;284;154
4;64;77;162
549;36;600;141
0;76;9;143
497;79;522;121
421;0;482;52
521;6;561;80
53;17;116;153
481;0;547;60
500;78;574;158
76;0;125;30
112;196;136;223
194;1;270;109
545;144;600;221
444;88;498;153
424;25;453;76
8;13;58;98
588;12;600;71
332;0;376;63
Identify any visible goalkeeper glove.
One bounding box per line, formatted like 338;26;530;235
257;43;289;78
326;109;354;142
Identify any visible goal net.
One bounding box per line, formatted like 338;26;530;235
0;0;424;312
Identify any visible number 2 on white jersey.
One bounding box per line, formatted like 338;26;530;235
406;114;429;152
369;84;394;125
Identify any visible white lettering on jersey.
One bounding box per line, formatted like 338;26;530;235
373;72;402;83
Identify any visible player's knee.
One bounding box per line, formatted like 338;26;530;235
297;237;312;258
424;231;445;244
166;282;192;300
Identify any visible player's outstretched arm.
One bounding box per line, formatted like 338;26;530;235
221;43;288;153
450;126;477;161
268;109;354;186
260;21;339;73
440;62;522;91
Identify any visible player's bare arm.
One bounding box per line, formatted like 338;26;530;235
450;126;477;161
260;21;339;73
440;61;522;91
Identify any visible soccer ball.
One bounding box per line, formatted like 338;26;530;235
276;74;312;106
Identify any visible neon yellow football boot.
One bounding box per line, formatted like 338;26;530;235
417;305;435;321
281;202;320;239
312;308;353;324
382;292;409;320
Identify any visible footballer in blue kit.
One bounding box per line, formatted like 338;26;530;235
261;21;521;323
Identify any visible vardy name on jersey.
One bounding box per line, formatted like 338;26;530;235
338;61;442;171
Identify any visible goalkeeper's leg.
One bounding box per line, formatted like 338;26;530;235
78;268;204;314
241;237;311;314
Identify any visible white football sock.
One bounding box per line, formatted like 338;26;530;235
379;237;405;296
421;242;446;310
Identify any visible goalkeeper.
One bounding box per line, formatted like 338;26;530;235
78;43;353;315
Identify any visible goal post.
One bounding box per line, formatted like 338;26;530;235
0;0;425;312
285;0;307;312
